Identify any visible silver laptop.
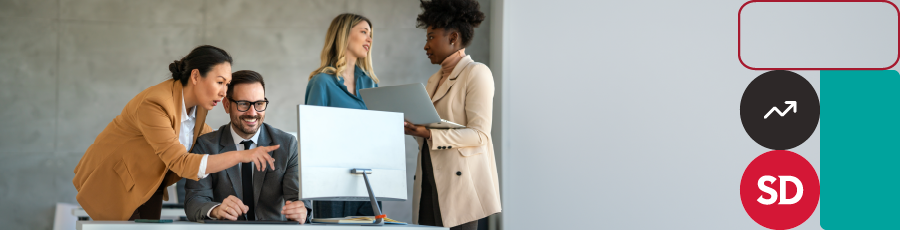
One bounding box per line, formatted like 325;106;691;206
360;83;465;129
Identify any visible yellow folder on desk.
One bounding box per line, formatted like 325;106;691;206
311;216;407;224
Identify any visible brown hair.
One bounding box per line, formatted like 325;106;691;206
227;70;265;99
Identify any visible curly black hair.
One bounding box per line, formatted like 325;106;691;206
416;0;485;48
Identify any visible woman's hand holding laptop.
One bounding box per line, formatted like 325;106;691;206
404;120;431;139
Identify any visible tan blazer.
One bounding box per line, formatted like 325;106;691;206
412;56;501;227
72;79;213;220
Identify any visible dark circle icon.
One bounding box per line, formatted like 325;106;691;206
740;70;819;150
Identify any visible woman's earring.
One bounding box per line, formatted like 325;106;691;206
451;43;454;46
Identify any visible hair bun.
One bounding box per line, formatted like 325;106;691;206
168;60;185;80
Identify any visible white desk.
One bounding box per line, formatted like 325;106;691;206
72;208;186;220
77;221;447;230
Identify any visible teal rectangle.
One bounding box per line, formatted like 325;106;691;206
821;70;900;229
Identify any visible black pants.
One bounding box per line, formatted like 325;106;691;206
129;180;166;220
418;142;479;230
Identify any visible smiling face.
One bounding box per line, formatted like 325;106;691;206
423;27;457;64
224;82;266;137
191;62;232;110
346;21;372;60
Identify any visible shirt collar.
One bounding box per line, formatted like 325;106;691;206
354;65;366;77
229;123;261;145
336;65;367;84
181;92;196;122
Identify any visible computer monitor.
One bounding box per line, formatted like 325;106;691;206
295;105;407;202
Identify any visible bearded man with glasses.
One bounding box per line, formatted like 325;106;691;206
184;70;311;223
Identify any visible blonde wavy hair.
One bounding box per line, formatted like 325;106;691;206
309;13;378;83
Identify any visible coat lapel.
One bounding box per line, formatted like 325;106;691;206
170;80;209;144
171;81;183;138
193;107;208;142
425;72;440;99
252;124;272;210
218;125;242;198
430;56;473;103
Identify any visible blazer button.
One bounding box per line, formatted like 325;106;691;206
413;175;416;180
456;171;462;176
448;146;452;149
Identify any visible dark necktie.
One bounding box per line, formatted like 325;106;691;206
240;140;255;221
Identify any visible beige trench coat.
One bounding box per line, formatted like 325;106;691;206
412;55;502;227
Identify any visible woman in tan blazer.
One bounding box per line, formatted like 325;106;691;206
73;45;279;220
404;1;500;229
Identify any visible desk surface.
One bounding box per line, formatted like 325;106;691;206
73;208;186;218
77;221;447;230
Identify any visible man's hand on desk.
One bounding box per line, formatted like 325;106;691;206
281;200;307;224
211;195;249;220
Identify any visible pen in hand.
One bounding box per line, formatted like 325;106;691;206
225;185;250;221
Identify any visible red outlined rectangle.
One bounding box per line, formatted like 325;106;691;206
739;0;900;70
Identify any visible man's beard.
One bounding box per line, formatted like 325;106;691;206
232;114;262;136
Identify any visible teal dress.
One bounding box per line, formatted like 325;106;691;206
304;65;381;218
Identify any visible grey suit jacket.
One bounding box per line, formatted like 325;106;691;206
184;123;311;222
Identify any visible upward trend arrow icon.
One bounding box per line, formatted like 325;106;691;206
764;101;797;119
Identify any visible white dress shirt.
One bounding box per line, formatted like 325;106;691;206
179;93;210;179
207;123;262;219
230;124;261;176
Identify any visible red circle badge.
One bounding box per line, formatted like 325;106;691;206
740;150;820;230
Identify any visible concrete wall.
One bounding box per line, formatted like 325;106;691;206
0;0;490;229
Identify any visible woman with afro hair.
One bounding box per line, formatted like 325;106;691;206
403;0;500;229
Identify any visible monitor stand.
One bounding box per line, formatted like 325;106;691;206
351;168;385;226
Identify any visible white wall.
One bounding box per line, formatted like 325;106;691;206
497;1;823;229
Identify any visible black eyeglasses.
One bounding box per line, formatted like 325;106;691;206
228;97;269;112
